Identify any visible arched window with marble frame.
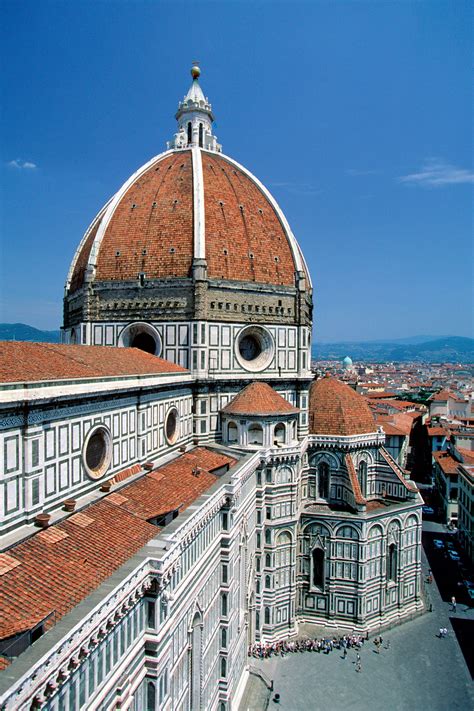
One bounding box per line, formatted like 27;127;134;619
403;514;419;567
189;609;203;711
386;519;402;584
354;451;374;498
301;522;331;590
308;452;338;501
275;465;293;484
275;529;293;588
367;524;384;580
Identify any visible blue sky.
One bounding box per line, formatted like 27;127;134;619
1;0;472;342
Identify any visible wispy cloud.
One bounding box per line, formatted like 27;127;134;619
270;181;322;196
399;158;474;187
7;158;37;170
346;168;380;177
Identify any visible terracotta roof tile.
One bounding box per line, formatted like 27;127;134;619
309;376;376;436
429;389;456;402
433;450;460;476
0;554;21;576
69;149;305;291
37;528;69;544
111;463;142;485
0;448;236;641
68;512;94;528
203;154;298;285
94;152;194;284
379;422;407;437
0;342;186;383
112;448;236;521
106;493;128;505
427;426;450;437
345;454;366;506
222;382;299;416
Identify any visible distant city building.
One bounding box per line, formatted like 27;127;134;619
428;389;471;421
432;445;474;526
458;464;474;563
342;355;353;370
0;67;423;710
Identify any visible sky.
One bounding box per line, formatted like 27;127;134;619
1;0;473;342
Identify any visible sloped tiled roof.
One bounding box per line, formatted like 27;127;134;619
378;422;407;437
0;342;186;383
309;376;376;436
107;449;236;520
0;448;235;641
222;382;299;416
429;389;456;402
345;454;366;506
376;412;415;436
427;426;450;437
433;450;459;476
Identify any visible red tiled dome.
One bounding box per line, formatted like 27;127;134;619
222;382;299;416
67;149;306;293
309;375;376;436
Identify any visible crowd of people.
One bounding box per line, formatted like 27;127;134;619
248;633;368;658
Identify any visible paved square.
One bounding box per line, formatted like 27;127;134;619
243;536;473;711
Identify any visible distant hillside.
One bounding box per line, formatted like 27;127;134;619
0;323;61;343
312;336;474;364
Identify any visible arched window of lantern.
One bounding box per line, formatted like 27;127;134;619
274;423;286;445
248;423;263;445
227;421;238;443
199;123;203;147
187;122;192;145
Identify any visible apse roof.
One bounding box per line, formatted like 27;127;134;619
222;382;299;417
309;375;376;436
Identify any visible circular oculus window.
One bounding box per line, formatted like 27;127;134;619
164;407;179;445
118;322;162;356
235;326;274;372
83;426;112;480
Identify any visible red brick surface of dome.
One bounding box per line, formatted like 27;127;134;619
309;375;376;436
69;149;301;293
